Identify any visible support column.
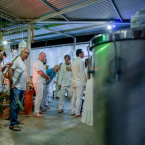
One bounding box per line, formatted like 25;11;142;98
73;38;76;50
26;23;31;80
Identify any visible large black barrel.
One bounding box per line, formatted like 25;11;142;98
90;27;145;145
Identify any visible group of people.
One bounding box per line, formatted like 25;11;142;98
0;47;93;131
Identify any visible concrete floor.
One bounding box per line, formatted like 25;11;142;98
0;98;94;145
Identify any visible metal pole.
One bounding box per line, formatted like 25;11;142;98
26;23;31;80
34;24;75;38
73;38;76;50
110;0;123;22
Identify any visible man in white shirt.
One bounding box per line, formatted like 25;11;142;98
58;55;73;113
71;49;86;118
8;48;29;131
33;52;50;117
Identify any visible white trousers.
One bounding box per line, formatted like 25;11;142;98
41;84;49;106
58;86;73;110
71;84;84;115
34;83;44;115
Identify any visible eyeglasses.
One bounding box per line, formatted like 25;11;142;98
24;52;29;55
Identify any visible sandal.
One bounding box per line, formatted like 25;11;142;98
9;125;21;131
18;121;24;124
44;105;50;109
58;109;64;113
39;111;45;114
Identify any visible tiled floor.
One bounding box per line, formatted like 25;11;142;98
0;98;94;145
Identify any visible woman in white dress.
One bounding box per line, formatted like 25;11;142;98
81;57;93;126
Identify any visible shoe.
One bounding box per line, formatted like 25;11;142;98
48;101;51;103
34;114;43;117
44;105;50;109
71;114;75;116
40;107;46;112
58;109;63;113
9;125;21;131
75;115;82;118
39;111;45;114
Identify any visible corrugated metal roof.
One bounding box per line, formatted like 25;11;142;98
48;24;102;31
65;0;119;20
0;0;144;43
0;0;53;19
49;0;88;10
113;0;145;19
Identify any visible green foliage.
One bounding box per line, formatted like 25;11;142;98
0;90;9;115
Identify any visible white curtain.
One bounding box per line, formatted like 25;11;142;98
30;43;91;76
3;43;92;97
30;43;91;97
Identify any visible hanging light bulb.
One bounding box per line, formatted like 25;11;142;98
107;25;112;30
3;41;7;45
113;25;116;28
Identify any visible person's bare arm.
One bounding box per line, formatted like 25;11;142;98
1;62;13;72
38;70;50;82
8;68;14;90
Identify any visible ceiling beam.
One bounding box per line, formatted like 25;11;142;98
6;23;110;42
39;0;69;21
29;0;99;24
36;20;130;25
0;9;23;22
0;22;26;30
34;24;75;38
110;0;123;22
0;14;15;22
62;23;109;33
3;26;27;33
3;19;130;36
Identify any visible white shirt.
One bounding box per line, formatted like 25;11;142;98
43;64;46;83
71;57;86;87
58;63;72;87
43;64;46;73
11;56;27;90
33;60;45;83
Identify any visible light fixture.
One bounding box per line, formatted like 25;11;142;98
107;25;112;30
3;41;7;45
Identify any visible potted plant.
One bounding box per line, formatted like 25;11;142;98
24;77;35;115
0;90;9;115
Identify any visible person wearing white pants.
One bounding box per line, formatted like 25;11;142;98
40;59;51;111
71;49;86;118
41;84;50;109
33;52;50;118
43;65;60;107
58;55;72;113
33;83;44;114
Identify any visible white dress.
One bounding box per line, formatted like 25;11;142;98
0;64;2;92
81;69;93;126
